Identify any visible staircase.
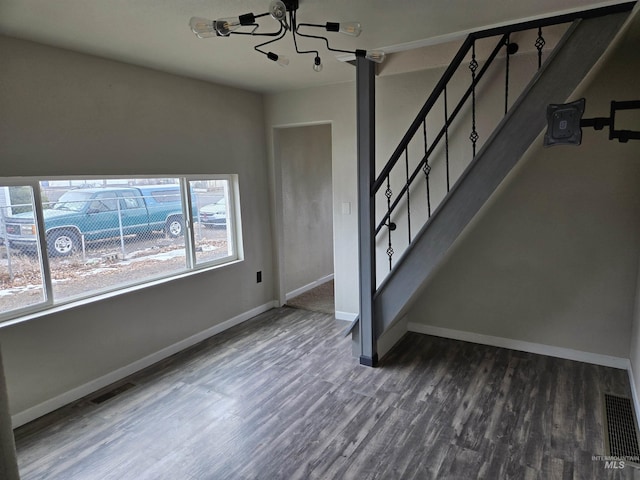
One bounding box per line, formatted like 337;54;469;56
353;3;637;364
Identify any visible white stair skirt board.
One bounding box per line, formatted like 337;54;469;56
285;274;334;301
408;323;628;370
11;301;279;428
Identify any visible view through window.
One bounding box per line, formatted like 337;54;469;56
0;176;240;320
0;184;46;313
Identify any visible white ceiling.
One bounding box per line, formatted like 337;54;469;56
0;0;631;93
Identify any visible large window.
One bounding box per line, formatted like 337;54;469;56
0;176;241;321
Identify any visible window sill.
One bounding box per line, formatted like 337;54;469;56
0;258;243;329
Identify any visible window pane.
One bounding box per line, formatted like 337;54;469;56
0;185;46;315
191;179;235;265
39;179;189;302
2;176;242;322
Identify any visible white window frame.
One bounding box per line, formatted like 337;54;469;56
0;174;243;326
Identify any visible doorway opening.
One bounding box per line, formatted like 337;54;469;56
274;123;334;314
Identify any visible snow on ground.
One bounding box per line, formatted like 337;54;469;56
1;245;221;297
0;283;43;297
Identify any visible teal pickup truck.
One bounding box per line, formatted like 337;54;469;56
4;185;192;257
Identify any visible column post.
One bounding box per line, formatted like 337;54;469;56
356;50;378;367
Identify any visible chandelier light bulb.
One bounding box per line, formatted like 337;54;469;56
189;4;377;69
313;56;323;72
267;52;290;66
269;0;287;21
339;22;362;37
214;17;242;36
189;17;217;38
325;21;362;37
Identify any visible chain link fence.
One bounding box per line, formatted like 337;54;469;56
1;192;46;314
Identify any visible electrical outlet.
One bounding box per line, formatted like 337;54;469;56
257;271;262;283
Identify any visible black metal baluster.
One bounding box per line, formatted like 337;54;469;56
385;175;394;271
469;41;479;158
504;38;519;115
536;27;545;70
503;36;519;115
444;86;450;192
405;148;411;243
422;120;431;218
505;34;510;115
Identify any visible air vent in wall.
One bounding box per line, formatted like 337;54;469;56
604;393;640;462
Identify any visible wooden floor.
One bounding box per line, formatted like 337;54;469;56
14;307;640;479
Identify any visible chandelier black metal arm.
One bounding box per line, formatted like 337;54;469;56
189;0;385;69
295;22;357;55
218;11;283;37
295;21;386;64
288;10;323;71
254;25;290;66
228;20;284;37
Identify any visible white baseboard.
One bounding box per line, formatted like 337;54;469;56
408;323;629;369
11;300;279;428
15;310;633;428
285;274;334;301
335;311;358;322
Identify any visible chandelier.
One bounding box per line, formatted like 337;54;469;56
189;0;385;71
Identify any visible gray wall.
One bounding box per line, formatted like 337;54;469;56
266;12;640;360
266;83;356;315
622;12;640;398
277;125;333;294
407;11;640;358
266;50;540;317
0;36;275;418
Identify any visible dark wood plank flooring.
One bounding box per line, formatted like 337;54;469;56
13;307;640;479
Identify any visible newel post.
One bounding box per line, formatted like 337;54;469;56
356;50;378;367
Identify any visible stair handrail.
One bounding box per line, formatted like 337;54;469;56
375;33;507;235
372;1;636;197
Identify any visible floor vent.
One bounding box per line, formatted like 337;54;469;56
604;393;640;461
90;382;136;405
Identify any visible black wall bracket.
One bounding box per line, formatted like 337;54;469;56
544;98;640;146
